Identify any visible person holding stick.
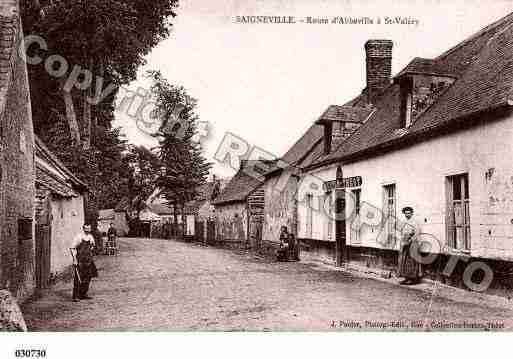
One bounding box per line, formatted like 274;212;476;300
71;224;98;301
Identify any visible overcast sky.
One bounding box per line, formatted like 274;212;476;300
113;0;513;178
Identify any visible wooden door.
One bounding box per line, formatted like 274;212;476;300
206;220;216;244
35;191;52;290
195;220;204;242
335;189;346;266
35;224;51;290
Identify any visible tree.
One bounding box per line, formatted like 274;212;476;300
21;0;178;149
148;70;212;237
20;0;179;228
125;145;162;227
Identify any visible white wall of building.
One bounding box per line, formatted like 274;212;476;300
303;114;513;261
50;195;85;275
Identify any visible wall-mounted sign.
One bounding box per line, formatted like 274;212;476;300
323;176;363;191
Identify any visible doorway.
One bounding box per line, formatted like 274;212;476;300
335;189;346;266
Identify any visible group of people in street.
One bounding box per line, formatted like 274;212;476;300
70;206;422;302
274;206;424;286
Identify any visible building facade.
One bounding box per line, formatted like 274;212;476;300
294;13;513;291
35;137;87;283
0;2;36;301
214;161;264;248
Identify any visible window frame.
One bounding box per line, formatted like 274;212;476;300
350;188;362;244
446;173;471;252
382;183;397;243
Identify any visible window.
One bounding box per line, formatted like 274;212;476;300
352;189;361;215
306;194;313;238
383;184;396;241
446;173;470;251
399;76;414;128
18;218;33;241
350;189;361;243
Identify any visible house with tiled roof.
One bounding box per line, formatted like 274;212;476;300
184;177;229;241
97;208;130;237
35;136;88;283
0;0;37;302
260;97;368;259
293;12;513;291
193;178;225;217
213;161;265;248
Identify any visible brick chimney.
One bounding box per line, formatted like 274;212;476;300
365;40;393;103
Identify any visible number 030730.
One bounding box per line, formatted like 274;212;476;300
14;349;46;358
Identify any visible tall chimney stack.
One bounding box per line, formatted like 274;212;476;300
365;39;393;103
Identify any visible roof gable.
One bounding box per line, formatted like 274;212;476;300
281;124;324;166
213;166;264;205
35;136;88;194
316;105;374;124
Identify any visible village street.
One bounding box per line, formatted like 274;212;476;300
22;238;513;331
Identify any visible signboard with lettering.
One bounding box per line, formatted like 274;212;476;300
323;176;362;191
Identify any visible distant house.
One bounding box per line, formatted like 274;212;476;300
98;207;129;237
97;209;115;234
35;137;88;284
0;3;37;301
186;177;229;240
213;161;265;248
111;197;132;237
143;196;176;238
144;202;175;222
196;177;229;221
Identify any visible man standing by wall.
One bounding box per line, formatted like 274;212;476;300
71;224;98;301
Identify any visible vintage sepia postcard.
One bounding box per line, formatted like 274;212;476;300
2;0;513;357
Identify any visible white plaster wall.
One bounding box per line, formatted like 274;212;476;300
263;171;298;243
298;164;338;241
215;203;248;241
304;114;513;261
186;214;195;235
50;195;85;274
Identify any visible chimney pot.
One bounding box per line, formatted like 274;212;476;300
365;39;393;103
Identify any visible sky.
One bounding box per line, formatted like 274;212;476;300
113;0;513;179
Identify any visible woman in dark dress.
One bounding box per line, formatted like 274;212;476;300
398;207;422;285
276;225;300;261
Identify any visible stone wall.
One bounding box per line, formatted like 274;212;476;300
0;13;36;301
